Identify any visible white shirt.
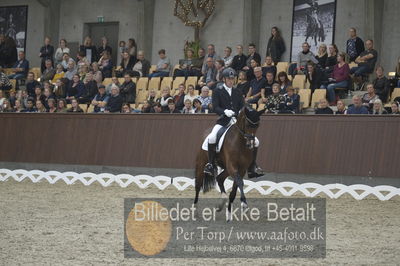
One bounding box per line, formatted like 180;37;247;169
223;84;232;96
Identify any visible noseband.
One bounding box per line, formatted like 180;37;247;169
235;116;259;149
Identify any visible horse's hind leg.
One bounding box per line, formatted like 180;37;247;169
233;171;248;210
216;170;229;212
227;182;238;222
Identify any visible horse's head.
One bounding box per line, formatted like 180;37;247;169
237;105;265;149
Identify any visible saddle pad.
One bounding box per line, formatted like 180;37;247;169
202;124;233;153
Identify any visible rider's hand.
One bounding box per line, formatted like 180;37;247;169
224;109;235;117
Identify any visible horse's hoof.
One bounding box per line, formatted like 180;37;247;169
241;202;248;211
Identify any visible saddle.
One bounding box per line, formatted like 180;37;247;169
202;124;234;153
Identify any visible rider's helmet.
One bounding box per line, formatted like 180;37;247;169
222;67;237;79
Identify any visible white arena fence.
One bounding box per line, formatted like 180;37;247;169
1;169;400;201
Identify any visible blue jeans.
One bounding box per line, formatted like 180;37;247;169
350;65;370;77
149;71;170;78
8;73;25;80
397;80;400;88
327;80;348;102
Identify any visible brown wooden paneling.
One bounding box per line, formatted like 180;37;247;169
1;114;399;178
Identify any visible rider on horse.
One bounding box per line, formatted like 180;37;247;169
203;67;265;179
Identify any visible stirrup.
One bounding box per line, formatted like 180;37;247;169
248;165;265;179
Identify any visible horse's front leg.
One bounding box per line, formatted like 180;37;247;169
227;182;238;222
216;170;229;212
233;172;248;210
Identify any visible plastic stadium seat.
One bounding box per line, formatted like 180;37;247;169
132;77;138;84
87;105;94;113
10;79;17;90
257;104;266;112
103;78;113;86
136;77;149;92
292;75;306;90
185;76;198;90
148;77;161;91
390;88;400;101
298;89;311;109
150;65;157;74
79;104;88;113
118;78;125;84
135;90;148;105
276;62;289;75
349;62;358;69
311;89;327;108
172;77;185;90
161;77;173;90
29;68;41;80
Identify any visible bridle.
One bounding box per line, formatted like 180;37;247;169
234;114;260;149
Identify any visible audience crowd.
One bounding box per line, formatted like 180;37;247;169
0;27;400;115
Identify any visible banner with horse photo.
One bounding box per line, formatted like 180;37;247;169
290;0;337;62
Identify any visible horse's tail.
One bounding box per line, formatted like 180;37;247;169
203;172;216;193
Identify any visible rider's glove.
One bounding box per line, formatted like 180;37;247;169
224;109;235;118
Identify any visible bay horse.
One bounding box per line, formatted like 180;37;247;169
193;106;265;221
305;13;325;46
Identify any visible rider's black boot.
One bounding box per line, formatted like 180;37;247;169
204;143;217;176
248;147;265;179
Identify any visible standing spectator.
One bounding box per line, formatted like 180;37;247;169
118;40;126;66
326;52;350;104
370;99;388;115
39;37;54;72
315;98;333;114
346;28;365;63
79;36;98;64
54;39;70;65
8;51;29;81
132;51;151;77
335;100;347;115
106;85;123;113
223;47;234;67
98;37;112;57
120;73;136;104
98;51;113;78
173;84;186;111
197;86;212;112
347;95;369;114
316;44;328;69
91;85;109;113
40;59;56;82
149;49;171;78
246;67;265;104
0;69;12;91
373;66;390;102
67;98;84;113
127;38;137;57
231;45;247;72
25;72;40;97
266;26;286;64
262;56;277;80
245;43;261;69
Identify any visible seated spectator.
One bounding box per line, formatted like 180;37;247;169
326;52;350;104
55;39;70;65
202;44;220;73
91;85;109;113
262;56;277;80
281;86;300;114
79;36;98;64
22;98;36;113
64;60;77;81
67;98;83;113
362;83;379;111
0;99;13;112
244;43;261;70
149;49;171;78
246;58;259;81
264;71;276;97
293;42;318;76
98;37;112;57
120;73;136;104
78;64;89;81
193;98;203;113
174;84;186;111
106;77;121;94
81;72;98;103
8;89;16;107
315;44;328;69
215;59;225;84
231;45;247;72
159;87;173;111
106;85;123;113
61;53;74;70
41;59;56;82
141;100;152;113
370;99;388;115
277;71;292;94
35;100;47;113
164;98;181;113
306;61;327;93
325;44;338;74
347;95;369;114
13;99;23;113
184;85;197;103
197;86;212;112
18;89;29;109
174;48;200;78
98;51;113;78
57;98;68;113
91;62;103;86
25;72;41;97
315;98;333;114
8;51;29;80
237;71;250;97
335;100;347;115
182;99;194;114
43;86;55;109
34;86;46;105
198;58;217;90
76;51;89;70
147;89;159;107
151;102;163;114
121;103;132;114
390;102;400;115
263;83;285;114
117;51;136;77
47;98;57;113
66;74;86;102
246;67;266;104
127;38;137;57
223;46;234;67
0;70;12;91
132;50;151;77
54;78;67;99
0;90;5;106
372;66;390;102
51;64;65;83
350;39;378;87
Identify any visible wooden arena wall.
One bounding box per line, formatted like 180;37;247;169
1;114;399;178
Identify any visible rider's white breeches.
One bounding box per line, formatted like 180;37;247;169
207;124;260;148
